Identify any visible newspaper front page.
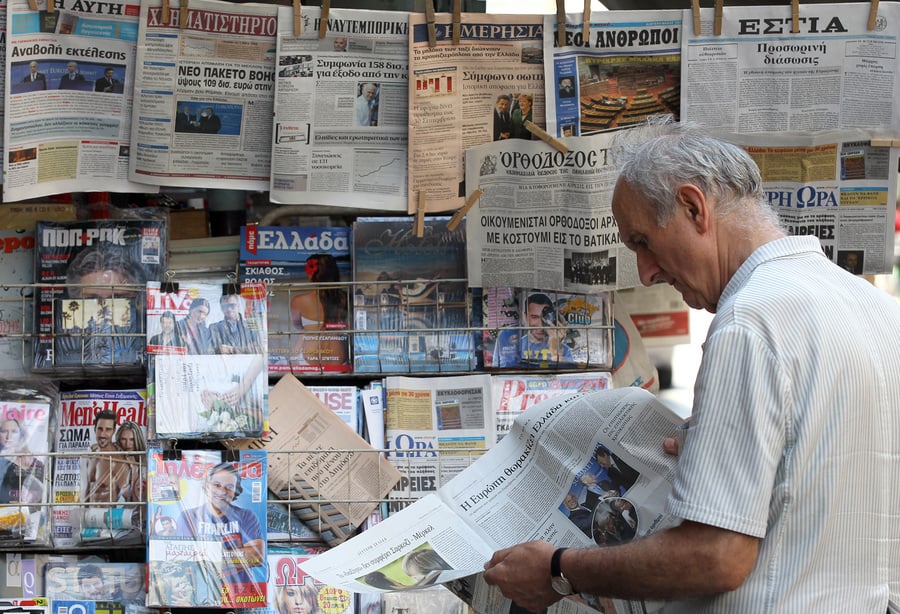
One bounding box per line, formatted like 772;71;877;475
384;374;493;514
681;3;900;135
466;132;639;292
303;387;683;614
408;13;545;213
1;0;7;184
728;129;899;274
270;7;409;211
129;0;277;190
3;0;151;201
543;10;683;137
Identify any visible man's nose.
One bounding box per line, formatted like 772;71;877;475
636;251;664;286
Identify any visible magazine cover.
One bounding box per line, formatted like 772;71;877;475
147;281;268;439
481;287;520;370
0;382;55;546
307;386;360;435
43;561;146;604
32;219;167;374
264;548;354;614
51;389;147;548
0;598;49;614
238;225;351;375
146;448;268;609
352;217;472;373
0;203;77;375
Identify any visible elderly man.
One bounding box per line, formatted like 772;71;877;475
483;118;900;612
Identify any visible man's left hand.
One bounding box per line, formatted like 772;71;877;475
483;540;563;612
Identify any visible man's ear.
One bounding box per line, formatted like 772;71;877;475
675;184;709;233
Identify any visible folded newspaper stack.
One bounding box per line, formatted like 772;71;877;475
302;387;684;614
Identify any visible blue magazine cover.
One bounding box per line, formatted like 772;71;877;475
147;448;268;609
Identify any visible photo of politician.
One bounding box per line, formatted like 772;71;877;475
173;101;244;135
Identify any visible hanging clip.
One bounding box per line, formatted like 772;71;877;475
425;0;437;48
28;0;38;12
452;0;461;45
222;272;240;298
161;0;169;26
293;0;302;36
556;0;566;47
414;191;426;238
714;0;724;36
448;188;481;232
581;0;591;44
319;0;330;39
162;270;179;294
179;0;189;30
691;0;701;35
525;121;569;154
790;0;800;34
868;0;880;30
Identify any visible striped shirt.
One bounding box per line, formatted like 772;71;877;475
665;236;900;613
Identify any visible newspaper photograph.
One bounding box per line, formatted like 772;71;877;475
465;132;640;292
129;0;277;190
543;10;683;137
727;129;899;274
270;7;409;211
681;3;900;135
408;12;544;213
302;387;684;614
3;0;150;201
384;374;493;514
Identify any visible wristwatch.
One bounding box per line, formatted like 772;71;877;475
550;547;576;595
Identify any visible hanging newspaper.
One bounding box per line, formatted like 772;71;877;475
465;132;639;292
727;129;899;274
3;0;151;201
129;0;277;190
681;3;900;136
302;387;684;614
1;0;7;183
408;12;545;213
543;10;682;138
269;7;409;211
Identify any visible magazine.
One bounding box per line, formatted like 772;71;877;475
263;548;355;614
0;204;77;375
146;449;268;609
0;598;48;614
352;217;472;373
147;280;268;439
43;561;145;604
238;225;351;375
32;218;167;375
51;389;147;548
301;387;684;614
307;386;360;436
0;382;55;546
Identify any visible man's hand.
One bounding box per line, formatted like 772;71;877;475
483;540;563;612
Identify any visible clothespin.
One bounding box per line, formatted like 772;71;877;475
868;0;880;30
790;0;799;33
448;188;481;232
293;0;301;37
161;0;169;26
318;0;330;39
414;191;426;238
28;0;38;12
714;0;723;36
45;0;53;13
556;0;566;47
180;0;188;29
869;137;896;147
691;0;701;35
525;120;569;154
581;0;590;44
425;0;437;48
452;0;461;45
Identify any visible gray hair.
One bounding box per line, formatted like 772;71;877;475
613;116;781;229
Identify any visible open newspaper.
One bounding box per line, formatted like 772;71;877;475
303;387;684;614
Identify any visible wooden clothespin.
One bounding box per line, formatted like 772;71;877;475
448;188;481;232
318;0;330;39
425;0;437;48
452;0;461;45
28;0;38;12
414;191;426;238
790;0;799;33
581;0;591;44
691;0;701;35
868;0;880;30
45;0;54;13
179;0;188;29
161;0;169;25
869;137;895;147
556;0;566;48
293;0;301;37
525;120;569;154
714;0;723;36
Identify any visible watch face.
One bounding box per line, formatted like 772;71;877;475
551;575;574;595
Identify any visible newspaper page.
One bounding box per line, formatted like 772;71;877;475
465;132;640;292
543;10;683;137
614;285;691;347
3;0;151;202
129;0;277;190
383;374;493;514
302;387;683;614
408;12;545;213
725;129;899;274
1;0;6;183
269;7;409;211
681;3;900;135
